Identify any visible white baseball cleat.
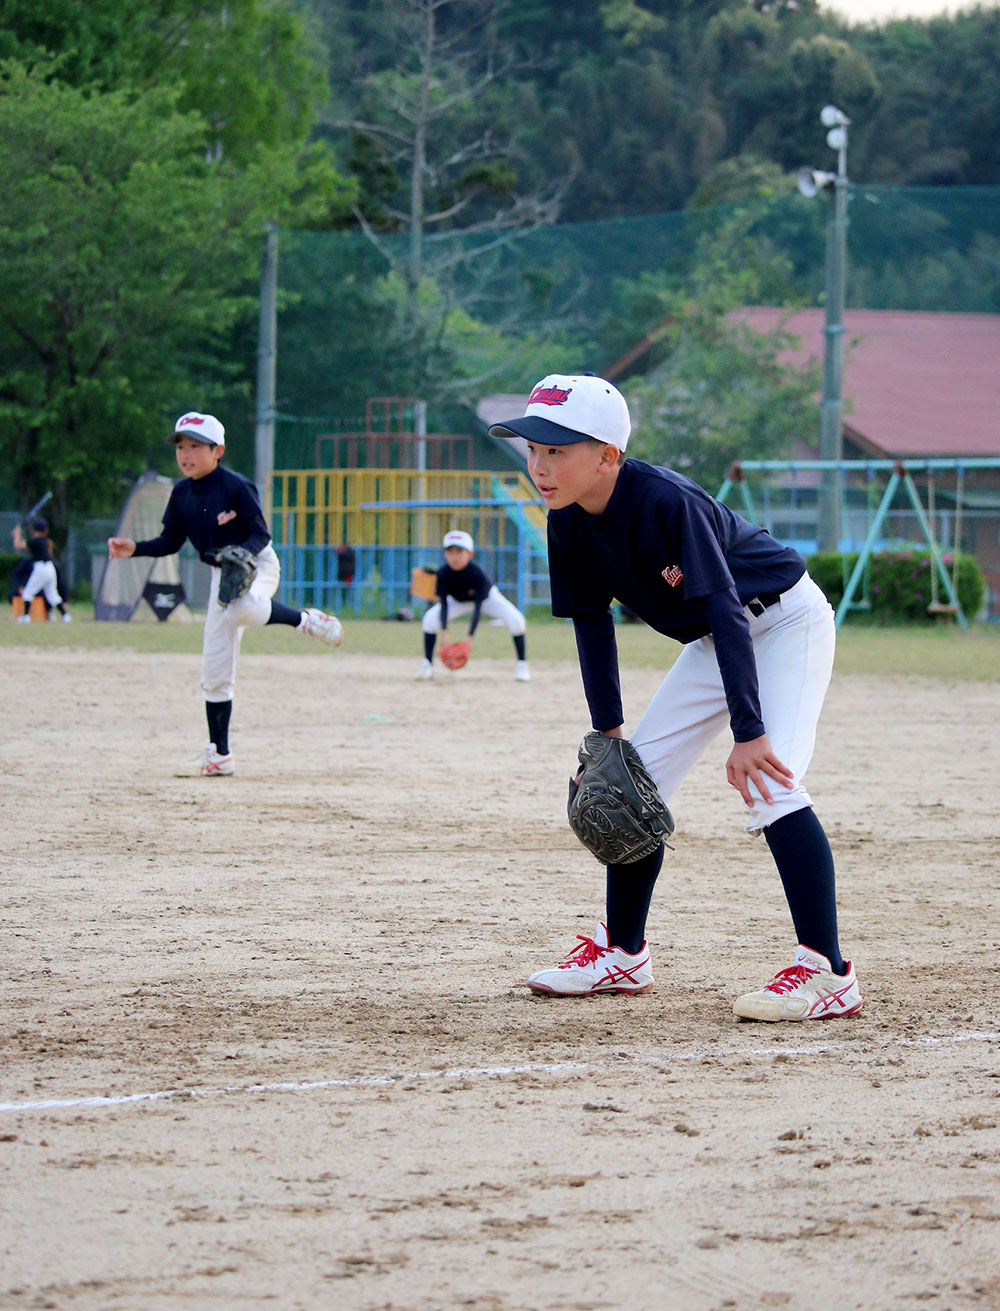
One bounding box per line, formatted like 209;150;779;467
515;660;531;682
415;658;434;680
16;614;31;624
527;923;653;997
62;612;72;623
298;607;343;647
176;744;235;778
732;945;862;1021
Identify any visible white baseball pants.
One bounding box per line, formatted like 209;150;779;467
422;584;526;637
201;544;280;702
21;561;62;607
631;572;836;833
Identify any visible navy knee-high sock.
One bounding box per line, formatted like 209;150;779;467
424;632;436;660
763;807;845;974
267;600;302;626
513;634;526;660
205;700;232;756
606;844;664;955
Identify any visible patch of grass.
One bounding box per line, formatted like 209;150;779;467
3;609;998;680
828;624;1000;681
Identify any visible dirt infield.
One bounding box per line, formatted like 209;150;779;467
2;645;999;1311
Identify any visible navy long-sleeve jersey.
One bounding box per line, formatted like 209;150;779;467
131;466;271;565
547;460;806;742
436;560;491;635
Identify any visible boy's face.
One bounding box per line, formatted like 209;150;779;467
175;436;223;479
526;439;621;515
444;545;472;570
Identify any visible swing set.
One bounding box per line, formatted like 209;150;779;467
716;457;1000;629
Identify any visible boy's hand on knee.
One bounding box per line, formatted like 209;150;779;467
726;735;794;807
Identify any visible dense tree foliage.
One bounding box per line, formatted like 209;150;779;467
0;0;331;166
0;63;352;519
612;202;820;490
0;0;354;516
294;0;999;424
0;0;996;518
316;0;1000;225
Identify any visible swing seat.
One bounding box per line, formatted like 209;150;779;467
926;601;958;615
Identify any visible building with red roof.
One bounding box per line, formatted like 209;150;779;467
480;309;1000;616
735;308;1000;460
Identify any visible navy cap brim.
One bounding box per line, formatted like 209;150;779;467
488;415;594;446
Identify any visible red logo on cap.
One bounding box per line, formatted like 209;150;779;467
528;385;571;407
179;414;204;425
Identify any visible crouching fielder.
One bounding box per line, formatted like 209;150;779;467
416;530;530;682
108;410;343;777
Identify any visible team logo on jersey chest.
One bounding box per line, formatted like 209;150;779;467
661;564;683;587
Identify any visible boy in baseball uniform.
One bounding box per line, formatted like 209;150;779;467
14;518;71;623
416;529;530;682
108;411;343;777
490;374;861;1022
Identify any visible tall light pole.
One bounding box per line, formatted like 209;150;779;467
798;104;850;553
255;222;278;512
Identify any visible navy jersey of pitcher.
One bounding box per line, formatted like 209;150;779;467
131;465;270;566
547;459;805;741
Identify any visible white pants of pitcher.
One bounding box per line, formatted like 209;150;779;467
201;544;281;702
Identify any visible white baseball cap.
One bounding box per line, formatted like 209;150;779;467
443;530;474;552
167;411;226;446
488;373;631;451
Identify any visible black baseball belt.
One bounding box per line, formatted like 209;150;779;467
745;591;784;617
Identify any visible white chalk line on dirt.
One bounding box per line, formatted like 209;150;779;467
1;1030;996;1117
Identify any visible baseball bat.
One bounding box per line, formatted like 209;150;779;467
24;491;53;522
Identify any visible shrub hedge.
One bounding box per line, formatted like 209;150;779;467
807;549;986;623
0;551;20;602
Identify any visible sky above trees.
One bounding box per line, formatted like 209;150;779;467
820;0;991;20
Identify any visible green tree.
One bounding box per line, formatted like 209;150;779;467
322;0;566;397
617;207;819;491
0;62;351;520
0;0;331;169
687;154;796;210
849;9;1000;186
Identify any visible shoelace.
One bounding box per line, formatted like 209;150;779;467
764;963;819;994
559;935;612;969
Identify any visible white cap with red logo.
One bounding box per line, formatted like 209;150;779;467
443;530;474;552
488;373;631;451
167;411;226;446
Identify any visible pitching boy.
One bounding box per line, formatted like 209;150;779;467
416;530;530;682
490;373;862;1021
108;411;343;776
